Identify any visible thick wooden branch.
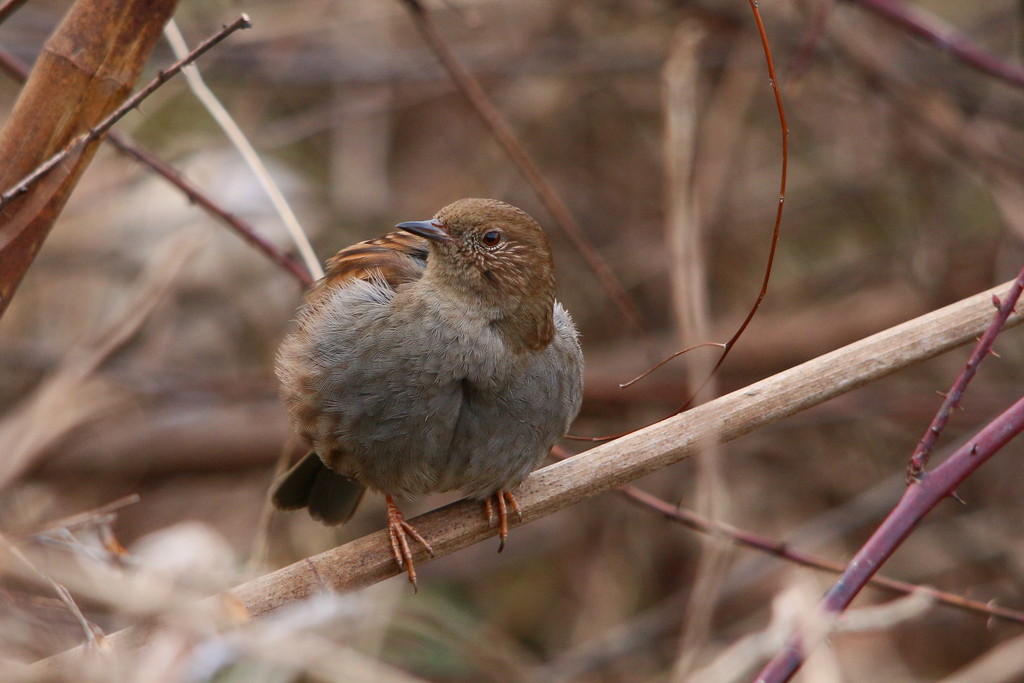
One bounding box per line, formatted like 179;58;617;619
40;279;1024;669
0;0;179;318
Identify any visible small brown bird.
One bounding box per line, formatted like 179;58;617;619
272;198;583;587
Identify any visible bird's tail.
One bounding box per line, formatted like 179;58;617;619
271;451;366;525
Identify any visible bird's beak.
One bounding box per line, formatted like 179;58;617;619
396;220;451;243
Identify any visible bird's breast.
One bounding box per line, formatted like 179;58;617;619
278;278;578;498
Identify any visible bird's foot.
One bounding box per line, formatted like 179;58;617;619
484;489;522;553
385;495;434;591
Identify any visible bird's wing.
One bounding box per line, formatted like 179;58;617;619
310;230;429;300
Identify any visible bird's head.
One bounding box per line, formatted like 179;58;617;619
397;198;557;351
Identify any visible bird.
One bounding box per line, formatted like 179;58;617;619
271;198;584;588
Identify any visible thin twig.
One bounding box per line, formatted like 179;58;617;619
907;263;1024;479
757;395;1024;682
680;0;787;409
552;441;1024;627
0;15;253;211
619;342;725;388
0;44;311;287
615;1;788;411
0;533;101;647
164;19;323;282
618;484;1024;626
398;0;645;332
15;494;141;540
848;0;1024;89
109;135;313;286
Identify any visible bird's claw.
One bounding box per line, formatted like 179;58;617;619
385;496;433;591
484;489;522;553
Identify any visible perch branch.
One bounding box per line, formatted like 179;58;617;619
37;278;1024;670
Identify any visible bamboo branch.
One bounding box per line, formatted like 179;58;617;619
0;15;253;211
0;0;181;318
0;46;311;287
37;278;1024;669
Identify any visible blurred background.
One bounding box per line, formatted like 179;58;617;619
2;0;1024;680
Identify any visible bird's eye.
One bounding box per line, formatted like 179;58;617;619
482;230;502;246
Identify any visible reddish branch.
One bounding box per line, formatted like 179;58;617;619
551;438;1024;627
107;138;312;287
848;0;1024;90
572;2;788;441
620;485;1024;627
620;1;787;412
756;273;1024;681
907;265;1024;479
690;0;788;398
